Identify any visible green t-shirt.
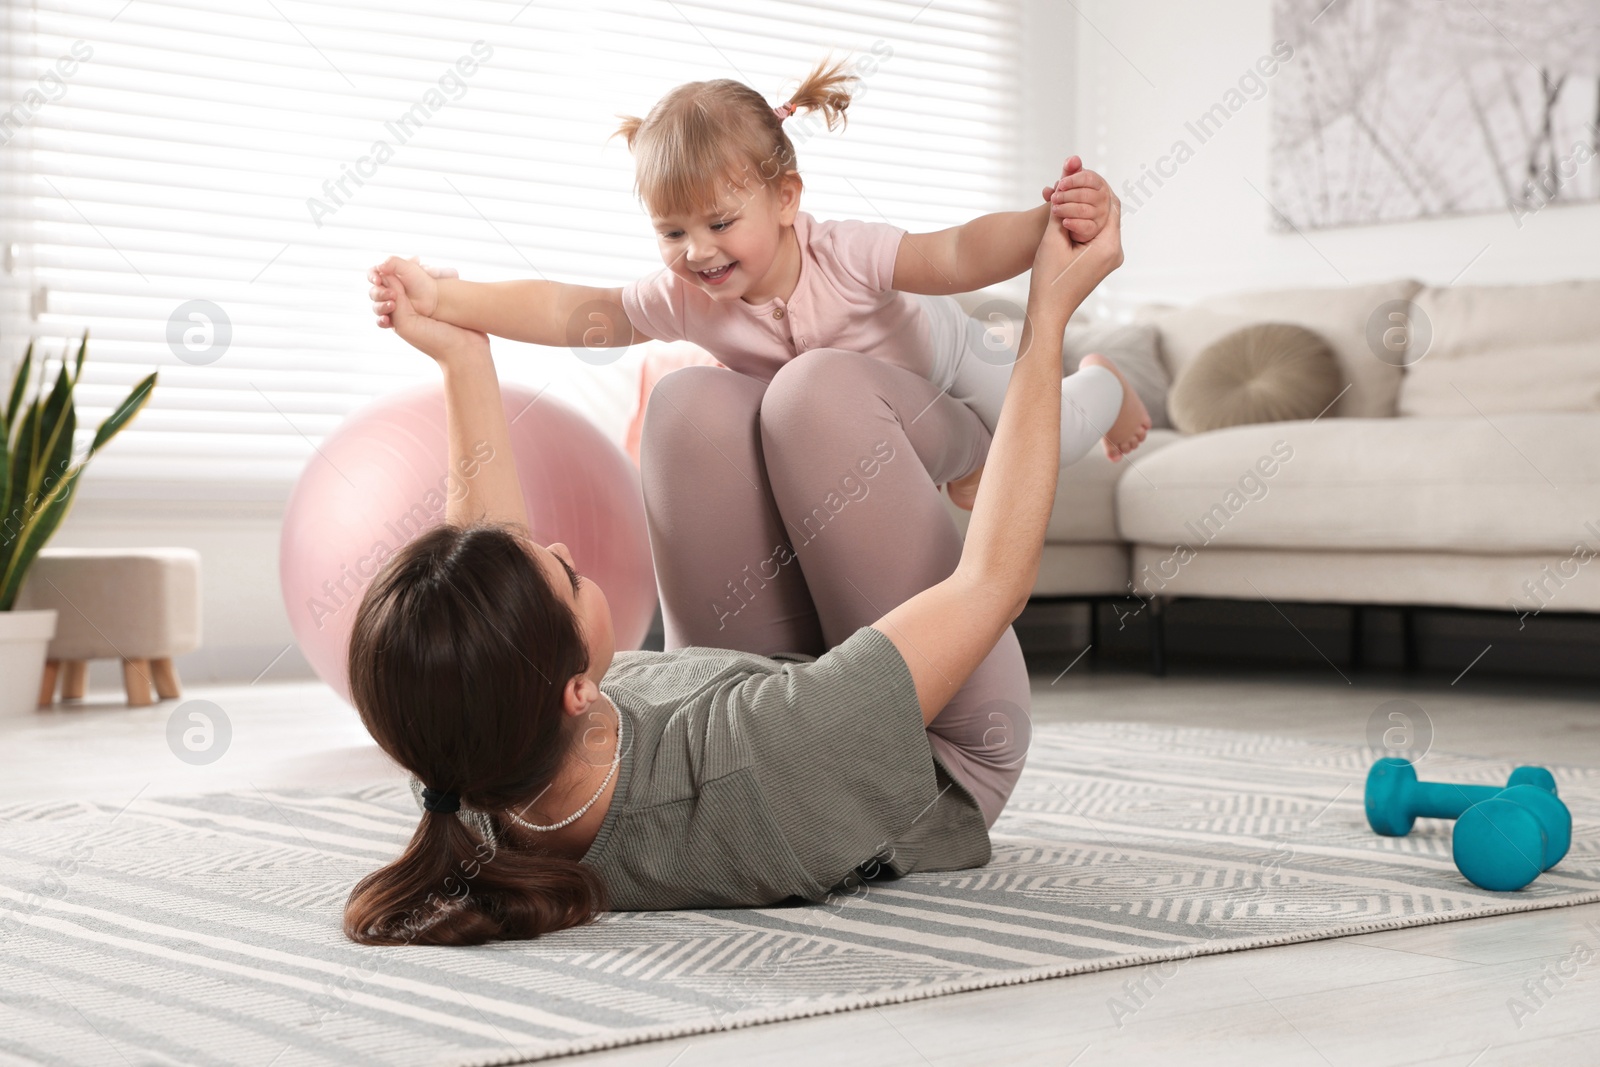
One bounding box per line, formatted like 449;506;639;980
414;625;992;910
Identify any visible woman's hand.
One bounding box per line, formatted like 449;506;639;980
368;255;457;328
384;269;490;367
1031;187;1123;312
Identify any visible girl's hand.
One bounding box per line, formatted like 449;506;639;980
1031;188;1123;310
367;255;458;328
1040;155;1083;205
385;270;489;367
1047;166;1112;244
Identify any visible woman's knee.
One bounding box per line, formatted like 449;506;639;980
643;364;724;429
641;366;745;465
759;348;880;433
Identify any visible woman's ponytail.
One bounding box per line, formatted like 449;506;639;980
345;807;607;947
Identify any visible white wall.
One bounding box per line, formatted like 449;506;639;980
1017;1;1079;218
1075;0;1600;308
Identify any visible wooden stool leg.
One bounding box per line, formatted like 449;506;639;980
123;659;154;707
151;657;181;700
61;661;87;700
37;660;61;708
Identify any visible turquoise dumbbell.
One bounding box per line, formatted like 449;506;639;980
1363;758;1569;891
1454;785;1571;891
1365;757;1557;835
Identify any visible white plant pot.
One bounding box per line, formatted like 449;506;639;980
0;609;57;717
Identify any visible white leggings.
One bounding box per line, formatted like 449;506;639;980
917;293;1124;467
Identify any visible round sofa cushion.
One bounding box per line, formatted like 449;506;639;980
1167;322;1343;433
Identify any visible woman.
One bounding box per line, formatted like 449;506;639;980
345;189;1123;946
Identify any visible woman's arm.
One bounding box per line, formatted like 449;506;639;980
871;196;1123;727
377;275;531;530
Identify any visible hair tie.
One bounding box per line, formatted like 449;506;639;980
774;102;795;122
421;785;461;814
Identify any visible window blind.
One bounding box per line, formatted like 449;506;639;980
0;0;1022;500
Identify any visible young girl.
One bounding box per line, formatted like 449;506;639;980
346;161;1125;945
366;57;1150;511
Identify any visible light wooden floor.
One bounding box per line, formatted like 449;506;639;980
4;662;1598;1065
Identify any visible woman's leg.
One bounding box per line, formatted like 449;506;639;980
638;365;825;658
757;348;1032;828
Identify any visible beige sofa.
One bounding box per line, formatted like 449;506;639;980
947;278;1600;671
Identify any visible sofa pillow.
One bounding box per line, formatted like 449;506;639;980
1141;278;1423;418
1062;322;1171;430
1167;323;1343;433
1399;343;1600;416
1401;280;1600;416
1413;279;1600;359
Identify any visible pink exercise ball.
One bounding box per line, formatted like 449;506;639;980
279;381;658;704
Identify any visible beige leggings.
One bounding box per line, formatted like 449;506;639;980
638;348;1058;827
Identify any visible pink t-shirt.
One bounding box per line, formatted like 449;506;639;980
620;210;934;383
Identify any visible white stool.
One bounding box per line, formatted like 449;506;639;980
17;548;202;708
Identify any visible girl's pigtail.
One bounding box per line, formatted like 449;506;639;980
610;113;646;151
780;54;860;131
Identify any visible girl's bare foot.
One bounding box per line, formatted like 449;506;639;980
1080;352;1150;462
946;464;984;511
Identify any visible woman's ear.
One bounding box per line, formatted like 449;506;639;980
561;674;601;718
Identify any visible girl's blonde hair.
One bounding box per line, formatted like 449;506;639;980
611;55;859;221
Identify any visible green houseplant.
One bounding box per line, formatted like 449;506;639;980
1;331;156;715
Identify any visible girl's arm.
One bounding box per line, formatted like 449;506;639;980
890;204;1051;296
437;279;651;349
378;274;530;530
890;160;1111;296
871;195;1123;728
369;257;652;350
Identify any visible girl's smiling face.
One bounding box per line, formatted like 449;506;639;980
651;170;801;304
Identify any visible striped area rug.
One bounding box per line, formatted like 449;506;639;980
4;722;1599;1066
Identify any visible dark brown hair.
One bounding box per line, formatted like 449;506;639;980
343;522;610;946
611;54;859;221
